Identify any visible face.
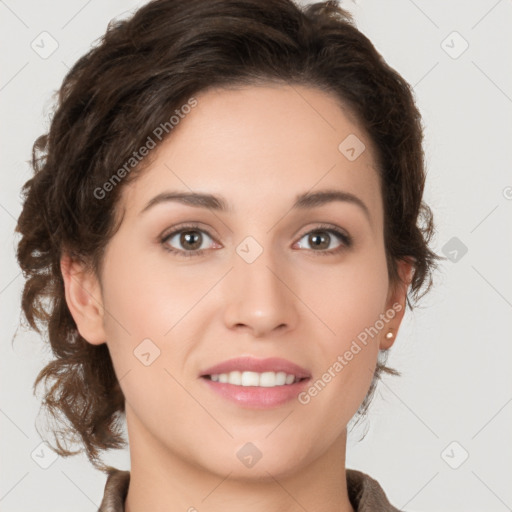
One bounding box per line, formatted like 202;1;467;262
63;84;410;480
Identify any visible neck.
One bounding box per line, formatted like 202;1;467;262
124;406;355;512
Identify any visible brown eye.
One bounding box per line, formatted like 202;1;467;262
161;225;217;257
295;226;352;256
177;230;203;251
306;231;331;250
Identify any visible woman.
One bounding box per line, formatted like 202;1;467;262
15;0;440;510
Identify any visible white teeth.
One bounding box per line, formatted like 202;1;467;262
208;370;300;387
241;371;260;386
228;370;242;385
275;371;287;386
285;373;295;385
259;371;277;387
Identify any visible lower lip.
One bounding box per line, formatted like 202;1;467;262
201;377;310;409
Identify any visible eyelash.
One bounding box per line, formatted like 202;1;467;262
160;223;353;258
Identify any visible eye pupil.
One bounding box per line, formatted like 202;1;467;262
310;232;329;250
181;231;202;250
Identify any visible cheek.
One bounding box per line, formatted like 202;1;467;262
98;247;197;431
295;246;388;418
303;243;389;341
98;240;206;396
99;242;191;341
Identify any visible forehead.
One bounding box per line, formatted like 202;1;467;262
119;84;383;230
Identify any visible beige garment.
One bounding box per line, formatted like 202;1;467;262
97;467;402;511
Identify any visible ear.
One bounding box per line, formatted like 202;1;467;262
380;258;414;350
60;253;107;345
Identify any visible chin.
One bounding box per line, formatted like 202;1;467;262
190;436;317;482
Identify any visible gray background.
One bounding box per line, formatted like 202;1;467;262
1;1;511;511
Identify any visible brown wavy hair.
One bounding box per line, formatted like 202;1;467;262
15;0;442;472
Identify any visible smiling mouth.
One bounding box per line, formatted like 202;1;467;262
202;371;309;387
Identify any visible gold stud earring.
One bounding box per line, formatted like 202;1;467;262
385;330;394;340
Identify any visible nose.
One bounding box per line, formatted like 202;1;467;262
222;245;299;338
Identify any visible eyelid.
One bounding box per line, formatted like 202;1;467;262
160;222;219;243
296;223;351;243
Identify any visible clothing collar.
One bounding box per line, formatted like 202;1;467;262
97;467;401;511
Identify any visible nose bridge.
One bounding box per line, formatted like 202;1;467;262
223;233;297;335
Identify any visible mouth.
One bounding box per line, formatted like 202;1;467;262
202;371;308;387
199;356;311;408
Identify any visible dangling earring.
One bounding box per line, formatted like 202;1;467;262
385;330;394;340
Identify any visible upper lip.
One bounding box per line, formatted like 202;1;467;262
200;356;311;379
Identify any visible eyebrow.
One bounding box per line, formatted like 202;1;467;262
139;189;371;222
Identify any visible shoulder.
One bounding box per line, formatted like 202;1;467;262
97;468;130;512
346;468;402;511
